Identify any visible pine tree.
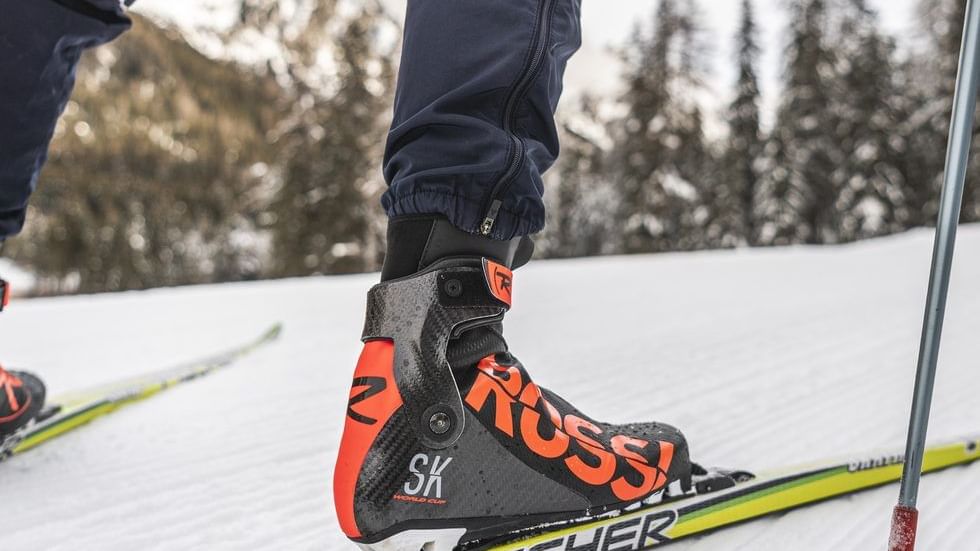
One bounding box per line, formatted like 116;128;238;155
612;0;714;254
268;5;394;276
829;0;909;240
755;0;838;245
714;0;763;247
6;17;279;293
226;0;396;276
909;0;980;223
539;97;618;258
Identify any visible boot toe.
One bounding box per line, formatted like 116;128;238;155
611;420;691;484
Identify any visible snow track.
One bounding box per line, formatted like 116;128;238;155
2;227;979;550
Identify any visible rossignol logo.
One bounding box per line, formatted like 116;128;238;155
394;453;453;505
511;509;678;551
464;356;675;501
484;259;513;306
346;376;388;425
495;270;512;297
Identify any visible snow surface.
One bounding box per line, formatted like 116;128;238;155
3;227;980;550
0;258;36;296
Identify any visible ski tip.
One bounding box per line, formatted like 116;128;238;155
263;323;285;341
888;504;918;551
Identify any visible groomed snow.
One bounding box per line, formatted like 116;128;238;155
0;258;36;296
2;227;980;550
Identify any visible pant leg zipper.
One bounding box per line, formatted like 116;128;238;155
480;0;557;236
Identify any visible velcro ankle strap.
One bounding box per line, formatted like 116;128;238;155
361;258;512;450
435;259;513;311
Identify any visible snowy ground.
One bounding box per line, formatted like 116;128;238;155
0;258;36;296
3;227;980;550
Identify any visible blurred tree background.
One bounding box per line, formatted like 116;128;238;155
4;0;978;294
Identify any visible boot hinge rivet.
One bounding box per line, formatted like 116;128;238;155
429;412;452;435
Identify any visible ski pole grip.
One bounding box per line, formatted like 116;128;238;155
888;504;918;551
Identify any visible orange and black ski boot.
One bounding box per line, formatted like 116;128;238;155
0;276;9;312
0;365;46;439
0;275;47;440
334;216;692;550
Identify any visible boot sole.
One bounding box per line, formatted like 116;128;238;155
355;528;466;551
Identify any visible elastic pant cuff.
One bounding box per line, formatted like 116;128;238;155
384;188;543;241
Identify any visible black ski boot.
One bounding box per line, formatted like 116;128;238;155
334;216;691;550
0;365;46;439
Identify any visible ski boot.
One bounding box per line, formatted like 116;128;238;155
0;276;9;312
0;365;46;439
334;216;692;550
0;273;47;440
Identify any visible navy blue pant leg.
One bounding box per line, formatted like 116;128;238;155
382;0;582;240
0;0;130;240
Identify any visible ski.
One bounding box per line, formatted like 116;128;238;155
481;436;980;550
0;323;283;461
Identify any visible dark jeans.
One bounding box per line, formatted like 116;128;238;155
0;0;581;241
0;0;130;239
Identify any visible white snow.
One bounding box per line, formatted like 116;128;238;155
0;258;36;296
3;226;980;550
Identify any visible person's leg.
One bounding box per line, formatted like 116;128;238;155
382;0;583;240
0;0;131;240
0;0;131;435
336;4;694;548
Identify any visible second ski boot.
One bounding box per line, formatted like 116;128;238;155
0;365;46;439
334;216;692;550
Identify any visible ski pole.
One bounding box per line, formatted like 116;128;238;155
888;1;980;550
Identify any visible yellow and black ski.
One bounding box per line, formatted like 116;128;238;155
0;323;282;461
486;436;980;550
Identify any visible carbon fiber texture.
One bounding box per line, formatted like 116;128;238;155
362;261;504;449
350;259;691;543
353;408;589;538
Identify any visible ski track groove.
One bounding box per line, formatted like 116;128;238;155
2;228;980;549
